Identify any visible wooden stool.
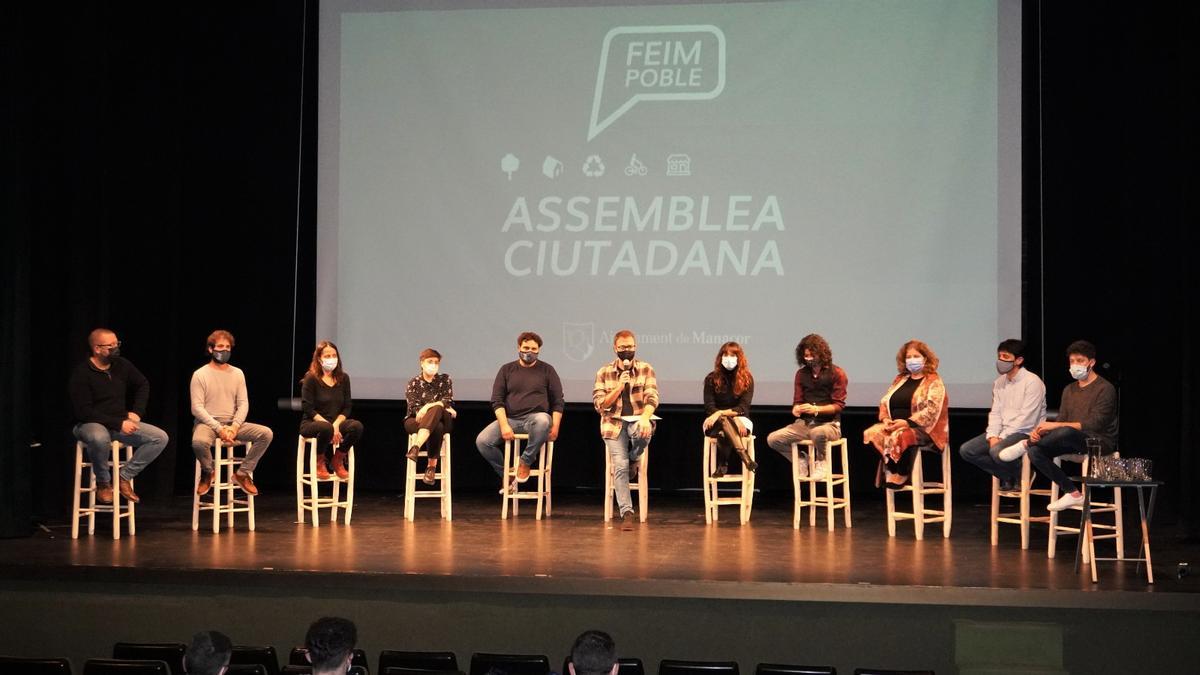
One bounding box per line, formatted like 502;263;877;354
702;434;756;524
990;454;1055;549
791;438;852;531
295;436;356;527
404;433;452;521
604;443;649;522
886;446;952;540
501;433;554;519
71;440;135;539
191;439;255;533
1049;453;1124;561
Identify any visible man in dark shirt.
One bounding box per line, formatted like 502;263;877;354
67;328;169;504
476;331;564;487
765;334;849;479
999;340;1119;511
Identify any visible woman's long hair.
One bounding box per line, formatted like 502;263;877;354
305;340;346;384
710;341;752;395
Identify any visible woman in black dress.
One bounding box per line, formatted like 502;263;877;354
702;341;758;478
299;341;364;479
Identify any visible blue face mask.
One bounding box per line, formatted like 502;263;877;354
212;349;231;364
905;357;925;374
1069;364;1089;381
519;351;538;364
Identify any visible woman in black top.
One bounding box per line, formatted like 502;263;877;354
702;341;757;477
299;341;364;479
405;347;455;485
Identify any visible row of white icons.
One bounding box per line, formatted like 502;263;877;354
500;153;692;180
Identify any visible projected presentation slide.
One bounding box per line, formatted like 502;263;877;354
318;0;1022;406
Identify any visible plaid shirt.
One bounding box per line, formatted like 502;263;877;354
592;358;660;439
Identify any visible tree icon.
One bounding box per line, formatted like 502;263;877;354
501;153;520;180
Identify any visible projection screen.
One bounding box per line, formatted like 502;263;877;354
317;0;1023;406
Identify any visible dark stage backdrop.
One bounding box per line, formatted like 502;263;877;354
2;1;1195;538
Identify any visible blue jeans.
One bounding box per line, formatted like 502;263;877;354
958;431;1028;483
476;412;552;477
73;422;169;485
604;420;653;516
1028;427;1089;493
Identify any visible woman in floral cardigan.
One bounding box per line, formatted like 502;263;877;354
863;339;949;488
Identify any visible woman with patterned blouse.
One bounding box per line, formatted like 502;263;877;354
862;339;950;488
405;348;455;484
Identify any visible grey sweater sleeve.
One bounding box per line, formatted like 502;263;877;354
1077;380;1118;436
190;371;222;431
233;369;249;426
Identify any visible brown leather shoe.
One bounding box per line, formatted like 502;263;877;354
332;451;349;480
97;483;114;504
621;511;635;530
423;464;437;485
196;471;214;496
516;461;532;483
233;470;259;495
118;478;140;503
406;444;420;462
315;454;331;480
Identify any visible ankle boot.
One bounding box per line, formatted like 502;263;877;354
735;445;758;472
315;453;331;480
332;450;349;479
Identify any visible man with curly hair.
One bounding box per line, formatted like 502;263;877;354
766;333;849;479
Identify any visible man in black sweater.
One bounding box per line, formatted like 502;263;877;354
476;331;564;487
68;328;169;504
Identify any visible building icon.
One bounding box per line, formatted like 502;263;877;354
666;153;692;176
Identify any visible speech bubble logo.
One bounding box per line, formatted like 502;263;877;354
588;25;726;142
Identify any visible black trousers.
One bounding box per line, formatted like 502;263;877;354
705;416;747;464
403;405;453;459
299;418;364;462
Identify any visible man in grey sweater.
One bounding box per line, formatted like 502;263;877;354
999;339;1119;511
190;329;273;495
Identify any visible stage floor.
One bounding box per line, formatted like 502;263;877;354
3;491;1198;611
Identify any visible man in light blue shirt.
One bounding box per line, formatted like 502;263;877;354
959;339;1047;491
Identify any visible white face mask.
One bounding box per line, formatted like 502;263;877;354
321;357;338;372
1069;364;1089;381
422;362;439;376
721;355;738;370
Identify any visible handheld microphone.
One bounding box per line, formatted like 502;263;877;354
621;359;632;371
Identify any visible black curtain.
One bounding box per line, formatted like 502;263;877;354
1;3;34;537
1;1;1195;538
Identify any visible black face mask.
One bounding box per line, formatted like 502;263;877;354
211;349;231;364
616;350;635;363
100;346;120;360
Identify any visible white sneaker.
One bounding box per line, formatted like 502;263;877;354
811;460;829;481
498;479;517;495
998;439;1029;462
1047;492;1084;512
794;454;809;478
